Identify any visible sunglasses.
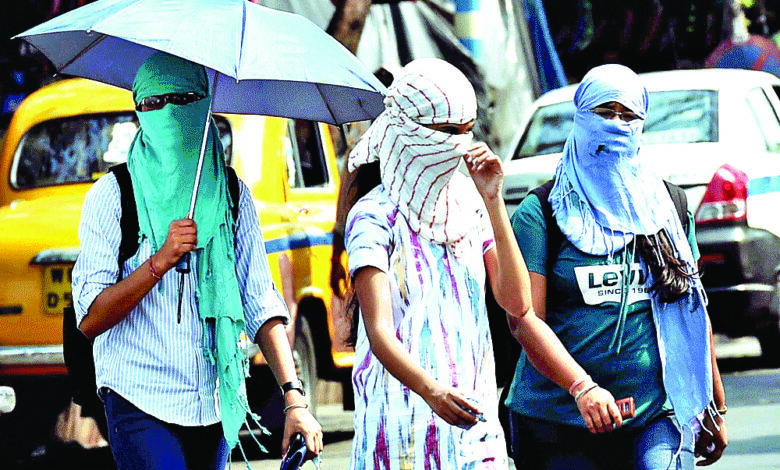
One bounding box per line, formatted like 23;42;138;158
136;92;204;112
589;107;643;122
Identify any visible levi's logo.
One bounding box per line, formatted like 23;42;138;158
574;263;651;306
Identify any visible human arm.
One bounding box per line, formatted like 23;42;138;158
254;320;323;459
684;213;728;465
79;219;197;339
503;195;622;433
506;284;623;433
354;266;481;427
232;180;322;458
694;317;728;466
464;142;531;317
73;175;199;339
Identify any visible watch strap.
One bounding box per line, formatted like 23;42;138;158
280;379;305;397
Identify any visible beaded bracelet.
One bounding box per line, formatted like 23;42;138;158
283;402;309;414
149;260;162;280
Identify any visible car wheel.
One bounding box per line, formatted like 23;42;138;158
759;276;780;367
292;315;318;415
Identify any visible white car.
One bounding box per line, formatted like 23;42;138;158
502;68;780;364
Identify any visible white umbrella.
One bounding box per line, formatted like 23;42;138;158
13;0;386;124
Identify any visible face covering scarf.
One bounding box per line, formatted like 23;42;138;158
128;51;250;450
548;64;717;439
348;58;482;248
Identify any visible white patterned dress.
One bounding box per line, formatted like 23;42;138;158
346;186;508;470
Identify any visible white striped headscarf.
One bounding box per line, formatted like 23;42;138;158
348;58;480;245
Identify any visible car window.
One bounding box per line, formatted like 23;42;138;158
10;113;233;190
746;87;780;152
511;90;719;160
283;119;329;189
513;102;574;158
643;90;718;145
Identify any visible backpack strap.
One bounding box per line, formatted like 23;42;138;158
528;179;561;277
530;179;690;278
109;163;140;281
663;180;690;234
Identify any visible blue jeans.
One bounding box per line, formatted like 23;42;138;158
509;411;694;470
102;388;229;470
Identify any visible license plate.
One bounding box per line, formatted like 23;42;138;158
42;264;73;315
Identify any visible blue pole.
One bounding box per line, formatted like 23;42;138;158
455;0;483;62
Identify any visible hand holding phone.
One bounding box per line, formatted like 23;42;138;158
616;397;635;419
455;399;486;429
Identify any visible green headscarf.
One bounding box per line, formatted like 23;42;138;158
128;51;249;449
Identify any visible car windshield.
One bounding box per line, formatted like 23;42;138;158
512;90;718;159
10;113;233;189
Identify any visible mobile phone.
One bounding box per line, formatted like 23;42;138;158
616;397;635;419
456;400;486;429
281;433;307;470
463;407;486;422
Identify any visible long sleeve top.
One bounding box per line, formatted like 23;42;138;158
72;172;289;426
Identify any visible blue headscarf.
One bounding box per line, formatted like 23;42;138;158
549;64;715;435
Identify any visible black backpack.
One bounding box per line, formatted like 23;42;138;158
63;163;240;416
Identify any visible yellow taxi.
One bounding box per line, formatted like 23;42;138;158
0;78;352;457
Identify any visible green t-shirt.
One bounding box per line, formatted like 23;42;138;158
505;194;699;429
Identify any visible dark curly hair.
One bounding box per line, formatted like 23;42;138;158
340;161;381;347
635;228;697;303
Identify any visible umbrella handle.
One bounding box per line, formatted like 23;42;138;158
179;76;215;277
176;253;191;273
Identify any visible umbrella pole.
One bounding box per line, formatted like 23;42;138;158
176;75;218;323
186;94;215;220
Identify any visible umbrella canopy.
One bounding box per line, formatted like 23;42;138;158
13;0;386;125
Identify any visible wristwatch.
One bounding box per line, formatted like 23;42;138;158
280;379;306;397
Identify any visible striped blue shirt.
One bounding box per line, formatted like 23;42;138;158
72;172;289;426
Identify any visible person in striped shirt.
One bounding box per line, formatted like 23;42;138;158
72;51;322;470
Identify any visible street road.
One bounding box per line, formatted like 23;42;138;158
5;337;777;469
249;337;780;469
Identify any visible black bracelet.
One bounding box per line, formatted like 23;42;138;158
280;380;305;397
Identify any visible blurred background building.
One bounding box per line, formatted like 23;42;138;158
3;0;779;154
